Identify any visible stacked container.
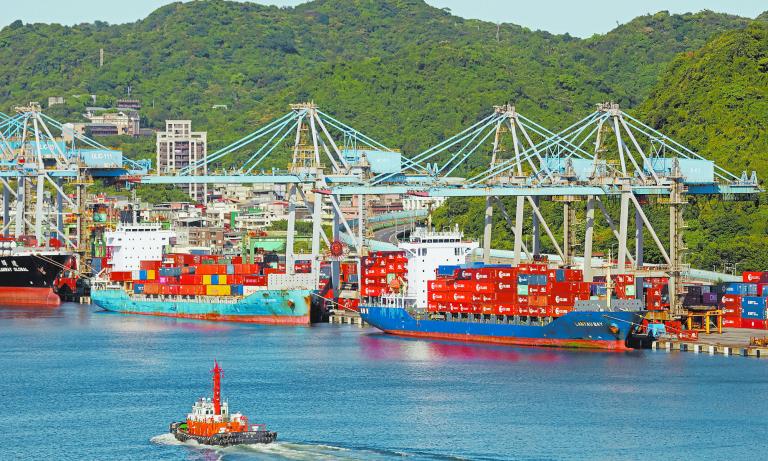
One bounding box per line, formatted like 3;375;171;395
360;251;407;297
425;263;592;317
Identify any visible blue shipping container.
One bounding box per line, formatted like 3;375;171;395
139;270;148;281
529;275;547;286
741;296;766;309
518;274;530;285
211;275;219;285
231;285;244;296
741;306;767;320
555;269;566;282
725;283;758;295
437;265;460;276
159;267;182;277
134;283;144;294
226;264;235;275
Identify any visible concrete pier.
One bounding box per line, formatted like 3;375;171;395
651;328;768;358
329;310;368;327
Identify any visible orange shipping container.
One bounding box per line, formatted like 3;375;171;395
143;283;160;295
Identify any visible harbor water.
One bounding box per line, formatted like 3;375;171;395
3;303;767;460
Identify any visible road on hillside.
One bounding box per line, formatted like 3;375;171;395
373;224;410;245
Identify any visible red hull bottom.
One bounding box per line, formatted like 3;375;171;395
0;287;60;307
382;329;631;351
114;310;310;325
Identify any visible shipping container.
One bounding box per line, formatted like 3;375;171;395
205;285;231;296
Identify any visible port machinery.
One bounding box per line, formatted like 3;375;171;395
134;100;762;318
0;105;149;261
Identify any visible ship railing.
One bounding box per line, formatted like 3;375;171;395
376;294;416;309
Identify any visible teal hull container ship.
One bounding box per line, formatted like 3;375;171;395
92;288;312;325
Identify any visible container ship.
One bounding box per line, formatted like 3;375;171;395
170;361;277;446
0;237;72;307
91;224;313;324
359;228;645;350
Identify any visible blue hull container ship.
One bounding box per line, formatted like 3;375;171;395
359;228;644;351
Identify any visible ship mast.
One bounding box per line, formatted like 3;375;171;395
212;360;222;415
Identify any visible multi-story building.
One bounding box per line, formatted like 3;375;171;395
85;110;140;136
157;120;207;202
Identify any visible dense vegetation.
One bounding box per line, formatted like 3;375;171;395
0;0;765;269
641;23;768;271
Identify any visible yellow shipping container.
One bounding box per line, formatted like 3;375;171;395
146;270;156;280
203;275;212;285
218;275;227;285
206;285;231;296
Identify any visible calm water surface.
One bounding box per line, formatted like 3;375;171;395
2;303;767;460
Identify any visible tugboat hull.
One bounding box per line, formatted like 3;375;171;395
170;422;277;447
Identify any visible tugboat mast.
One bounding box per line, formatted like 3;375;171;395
212;360;222;415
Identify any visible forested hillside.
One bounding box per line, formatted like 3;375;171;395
0;0;765;268
640;23;768;271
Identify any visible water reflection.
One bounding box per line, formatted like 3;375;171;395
360;332;570;363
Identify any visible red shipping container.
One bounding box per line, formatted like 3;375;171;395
518;306;531;316
428;280;451;291
459;304;471;313
552;306;572;317
474;282;494;293
742;319;767;329
550;294;575;306
363;286;382;296
721;306;740;317
565;269;583;281
529;306;547;316
722;318;742;328
496;269;516;281
497;304;515;315
140;260;162;271
110;271;132;282
743;272;768;283
429;292;448;302
496;281;515;291
230;275;244;285
480;294;496;302
528;285;548;295
454;280;473;291
516;295;529;305
720;295;742;308
473;268;495;281
613;274;635;285
481;305;496;315
452;292;471;302
496;291;517;303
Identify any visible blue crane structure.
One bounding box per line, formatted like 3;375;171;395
88;101;767;315
0;104;150;252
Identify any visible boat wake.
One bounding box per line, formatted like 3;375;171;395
150;433;473;460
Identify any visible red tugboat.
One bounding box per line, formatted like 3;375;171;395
169;361;277;446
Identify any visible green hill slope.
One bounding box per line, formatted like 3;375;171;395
640;23;768;271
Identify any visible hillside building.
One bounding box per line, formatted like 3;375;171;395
156;120;208;202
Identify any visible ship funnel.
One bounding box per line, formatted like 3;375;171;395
211;360;222;415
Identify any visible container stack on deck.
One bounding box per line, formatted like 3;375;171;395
426;263;609;317
107;253;301;298
360;251;407;297
719;272;768;329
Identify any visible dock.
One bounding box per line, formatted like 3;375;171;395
652;328;768;358
329;310;368;327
